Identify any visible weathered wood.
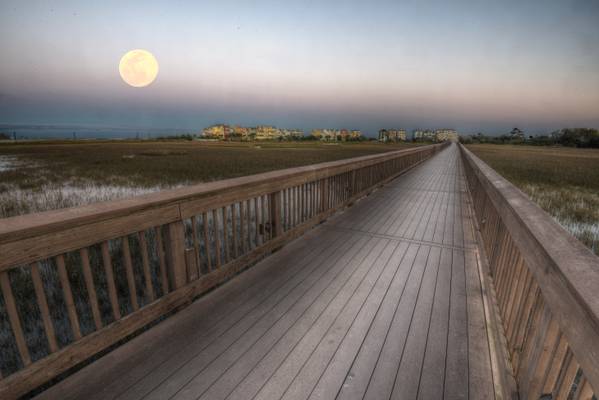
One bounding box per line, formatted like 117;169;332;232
461;144;599;398
30;262;59;353
137;231;155;303
56;254;82;340
191;216;201;274
222;206;230;263
121;236;139;311
154;227;169;294
165;221;187;289
0;271;31;366
269;191;281;237
201;212;212;272
0;143;447;398
101;241;121;320
80;247;103;330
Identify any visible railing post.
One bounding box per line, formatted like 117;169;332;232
320;178;329;213
164;220;187;290
269;191;282;237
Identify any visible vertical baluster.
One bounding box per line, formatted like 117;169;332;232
269;191;281;237
240;201;246;254
122;237;139;311
154;227;169;294
283;188;289;231
262;195;269;240
56;254;82;340
80;248;102;330
254;197;260;246
138;232;155;302
298;184;303;222
101;241;121;319
222;206;230;263
202;212;212;272
0;271;32;365
212;209;222;268
555;351;579;399
191;216;201;275
245;199;251;250
30;262;58;353
232;203;238;258
574;378;593;400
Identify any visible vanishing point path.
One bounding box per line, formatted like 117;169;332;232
37;144;499;400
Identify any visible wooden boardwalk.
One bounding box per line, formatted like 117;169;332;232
36;144;498;400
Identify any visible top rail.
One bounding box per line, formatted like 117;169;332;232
460;144;599;399
0;142;447;398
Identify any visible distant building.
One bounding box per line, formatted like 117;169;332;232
379;129;406;142
280;129;304;139
255;125;280;140
413;129;435;141
203;124;231;139
322;129;340;141
435;129;458;142
350;130;362;139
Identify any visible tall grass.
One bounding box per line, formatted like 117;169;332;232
467;144;599;255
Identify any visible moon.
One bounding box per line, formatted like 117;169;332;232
119;49;159;87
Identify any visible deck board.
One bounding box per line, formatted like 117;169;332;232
35;144;498;400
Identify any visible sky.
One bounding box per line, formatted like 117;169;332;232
1;0;598;136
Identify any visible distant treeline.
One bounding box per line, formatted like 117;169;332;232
460;128;599;148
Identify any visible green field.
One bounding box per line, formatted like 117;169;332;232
0;139;419;218
466;144;599;255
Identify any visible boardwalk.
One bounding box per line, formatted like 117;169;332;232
36;144;498;400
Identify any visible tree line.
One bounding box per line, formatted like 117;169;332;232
460;128;599;148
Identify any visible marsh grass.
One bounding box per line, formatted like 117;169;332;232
0;140;416;218
467;144;599;255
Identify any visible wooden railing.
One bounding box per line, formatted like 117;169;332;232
0;143;447;398
460;144;599;400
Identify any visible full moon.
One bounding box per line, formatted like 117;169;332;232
119;49;159;87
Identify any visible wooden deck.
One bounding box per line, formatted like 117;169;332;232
35;144;499;400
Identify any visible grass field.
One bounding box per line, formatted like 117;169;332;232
466;144;599;255
0;139;419;218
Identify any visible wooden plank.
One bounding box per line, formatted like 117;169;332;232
390;246;441;400
417;247;452;400
80;247;103;330
186;237;385;400
30;262;59;353
136;234;372;400
362;245;431;400
336;243;419;400
0;271;31;366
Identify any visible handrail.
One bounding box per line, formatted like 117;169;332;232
460;144;599;400
0;142;448;398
